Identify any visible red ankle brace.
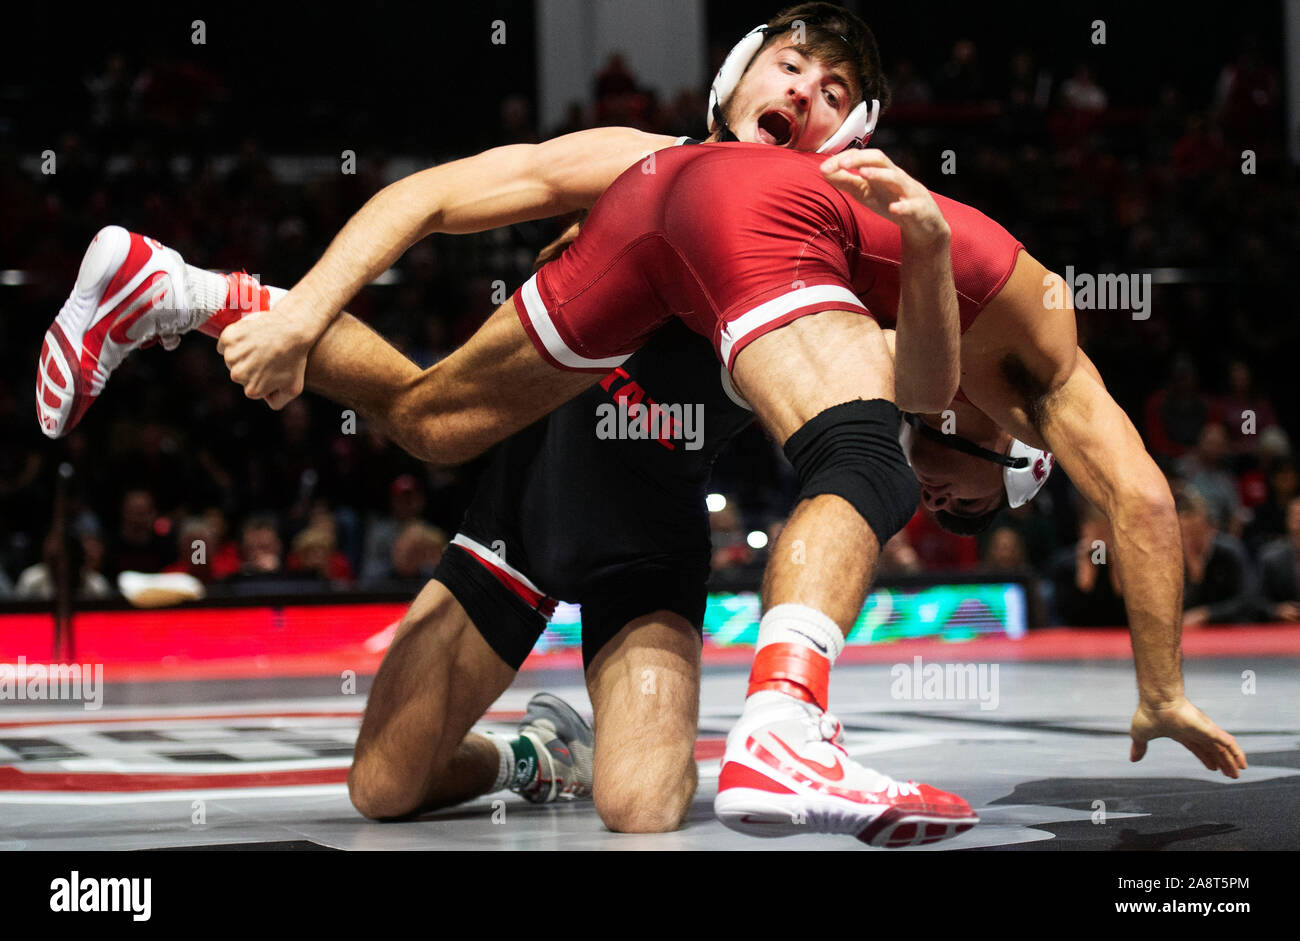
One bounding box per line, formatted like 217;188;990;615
746;642;830;711
199;271;271;338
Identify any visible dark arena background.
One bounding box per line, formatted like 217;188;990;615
1;0;1298;920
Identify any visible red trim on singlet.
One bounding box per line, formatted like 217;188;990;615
974;245;1024;325
951;245;1024;403
720;299;873;371
453;544;558;619
512;285;568;372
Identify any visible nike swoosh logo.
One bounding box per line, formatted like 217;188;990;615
790;630;828;654
770;733;844;781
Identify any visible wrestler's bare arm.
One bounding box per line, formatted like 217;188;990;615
961;251;1246;778
216;127;675;406
284;126;677;342
821;150;959;413
963;253;1185;698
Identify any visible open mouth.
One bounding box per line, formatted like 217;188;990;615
756;110;795;146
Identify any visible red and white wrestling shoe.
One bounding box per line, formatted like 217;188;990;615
37;226;197;438
33;225;267;439
715;691;978;847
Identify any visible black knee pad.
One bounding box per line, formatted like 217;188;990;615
782;400;920;547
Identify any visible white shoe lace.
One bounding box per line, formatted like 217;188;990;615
824;713;846;746
153;303;200;351
811;707;920;798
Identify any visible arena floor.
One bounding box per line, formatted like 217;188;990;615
3;640;1298;852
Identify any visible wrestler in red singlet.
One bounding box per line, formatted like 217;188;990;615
513;142;1022;376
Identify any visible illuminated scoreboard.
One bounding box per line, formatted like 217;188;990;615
535;581;1028;654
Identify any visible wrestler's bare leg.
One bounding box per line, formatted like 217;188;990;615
730;309;896;630
349;579;515;820
301;301;596;465
584;612;701;833
710;309;977;846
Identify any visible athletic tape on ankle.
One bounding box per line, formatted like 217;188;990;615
747;643;830;711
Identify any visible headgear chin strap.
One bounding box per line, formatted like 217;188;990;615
707;23;880;154
898;414;1054;510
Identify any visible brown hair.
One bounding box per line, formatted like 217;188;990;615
756;2;891;110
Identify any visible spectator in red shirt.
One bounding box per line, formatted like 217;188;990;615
902;508;978;572
163;516;219;583
201;508;243;580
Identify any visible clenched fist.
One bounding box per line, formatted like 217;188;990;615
217;304;315;411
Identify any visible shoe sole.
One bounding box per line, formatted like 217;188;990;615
715;785;978;848
37;226;133;438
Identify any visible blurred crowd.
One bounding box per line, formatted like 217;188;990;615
1;32;1297;627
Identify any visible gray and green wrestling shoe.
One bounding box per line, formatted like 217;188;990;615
513;693;595;803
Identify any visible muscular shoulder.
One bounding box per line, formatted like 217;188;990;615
957;250;1080;437
970;252;1076;379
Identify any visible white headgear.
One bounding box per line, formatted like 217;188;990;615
706;23;880;154
1002;437;1055;509
899;416;1054;510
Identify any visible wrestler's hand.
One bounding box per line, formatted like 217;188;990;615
820;149;950;246
217;304;315;411
1129;696;1247;779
